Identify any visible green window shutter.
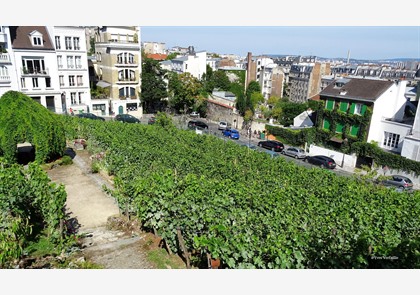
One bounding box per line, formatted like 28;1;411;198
326;100;334;110
323;119;330;130
349;103;356;114
336;122;344;133
350;125;360;136
339;101;348;112
361;105;367;115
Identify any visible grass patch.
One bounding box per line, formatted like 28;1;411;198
24;236;61;257
147;248;186;269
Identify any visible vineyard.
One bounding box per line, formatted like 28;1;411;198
61;116;419;268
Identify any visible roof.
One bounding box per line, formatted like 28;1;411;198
320;77;394;102
9;26;55;50
146;53;168;61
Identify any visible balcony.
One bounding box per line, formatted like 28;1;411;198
116;78;137;84
21;67;49;76
0;75;11;83
0;53;11;64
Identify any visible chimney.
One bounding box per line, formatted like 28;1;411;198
246;52;252;89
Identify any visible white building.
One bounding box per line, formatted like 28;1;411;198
50;26;92;114
9;26;63;112
0;26;19;97
168;46;206;79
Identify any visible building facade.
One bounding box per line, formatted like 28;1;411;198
94;26;142;117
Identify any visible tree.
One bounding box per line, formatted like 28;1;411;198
212;70;231;91
141;57;168;113
166;52;178;60
0;91;66;163
168;72;202;114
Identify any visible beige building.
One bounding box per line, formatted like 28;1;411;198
94;26;142;117
143;41;166;54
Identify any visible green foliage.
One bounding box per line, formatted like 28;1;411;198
165;52;178;60
0;160;67;267
168;72;202;113
266;125;316;147
141;57;168;113
61;118;420;269
155;112;176;130
212;71;231;91
0;91;66;164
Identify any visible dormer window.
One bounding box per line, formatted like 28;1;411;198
29;30;43;47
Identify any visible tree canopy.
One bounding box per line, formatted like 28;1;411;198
141;57;168;113
0;91;66;163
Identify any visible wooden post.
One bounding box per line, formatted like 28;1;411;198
177;227;191;269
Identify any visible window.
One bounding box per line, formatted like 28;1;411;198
0;66;8;77
336;122;344;133
73;37;80;50
46;96;55;111
75;56;82;68
32;77;39;88
67;56;74;68
55;36;61;49
70;92;76;104
22;58;46;74
77;75;83;86
119;87;136;98
59;75;64;86
21;77;26;88
117;53;134;64
78;92;82;104
126;102;138;112
323;119;331;130
354;103;362;115
339;101;348;112
118;69;135;81
325;100;334;110
69;75;75;86
383;132;400;149
350;125;360;137
65;37;72;50
33;36;42;46
45;77;51;88
57;55;63;68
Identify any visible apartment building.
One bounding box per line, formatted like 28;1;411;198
288;62;331;103
165;46;206;79
143;41;166;54
0;26;91;114
0;26;19;97
51;26;91;114
94;26;142;117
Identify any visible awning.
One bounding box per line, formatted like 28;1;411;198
97;80;111;88
329;136;344;143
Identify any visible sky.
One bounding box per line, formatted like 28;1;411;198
141;26;420;60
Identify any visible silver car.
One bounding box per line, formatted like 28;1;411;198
382;175;414;191
282;146;307;159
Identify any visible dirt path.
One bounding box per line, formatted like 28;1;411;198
46;149;156;269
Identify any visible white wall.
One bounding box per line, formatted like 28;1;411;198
309;144;358;169
368;80;408;145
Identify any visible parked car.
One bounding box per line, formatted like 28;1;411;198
188;120;208;129
218;121;228;130
148;116;156;125
257;140;285;152
305;155;336;169
381;175;414;191
75;113;105;121
115;114;140;123
222;128;240;139
282;146;307;159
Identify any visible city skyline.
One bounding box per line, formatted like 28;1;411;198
141;26;420;61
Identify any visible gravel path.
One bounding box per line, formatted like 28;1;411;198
47;150;155;269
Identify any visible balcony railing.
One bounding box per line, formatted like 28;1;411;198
118;78;136;82
0;75;11;82
21;67;49;76
0;53;10;63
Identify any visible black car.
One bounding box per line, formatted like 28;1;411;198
305;155;336;169
257;140;285;152
188;120;208;129
75;113;105;121
115;114;140;123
